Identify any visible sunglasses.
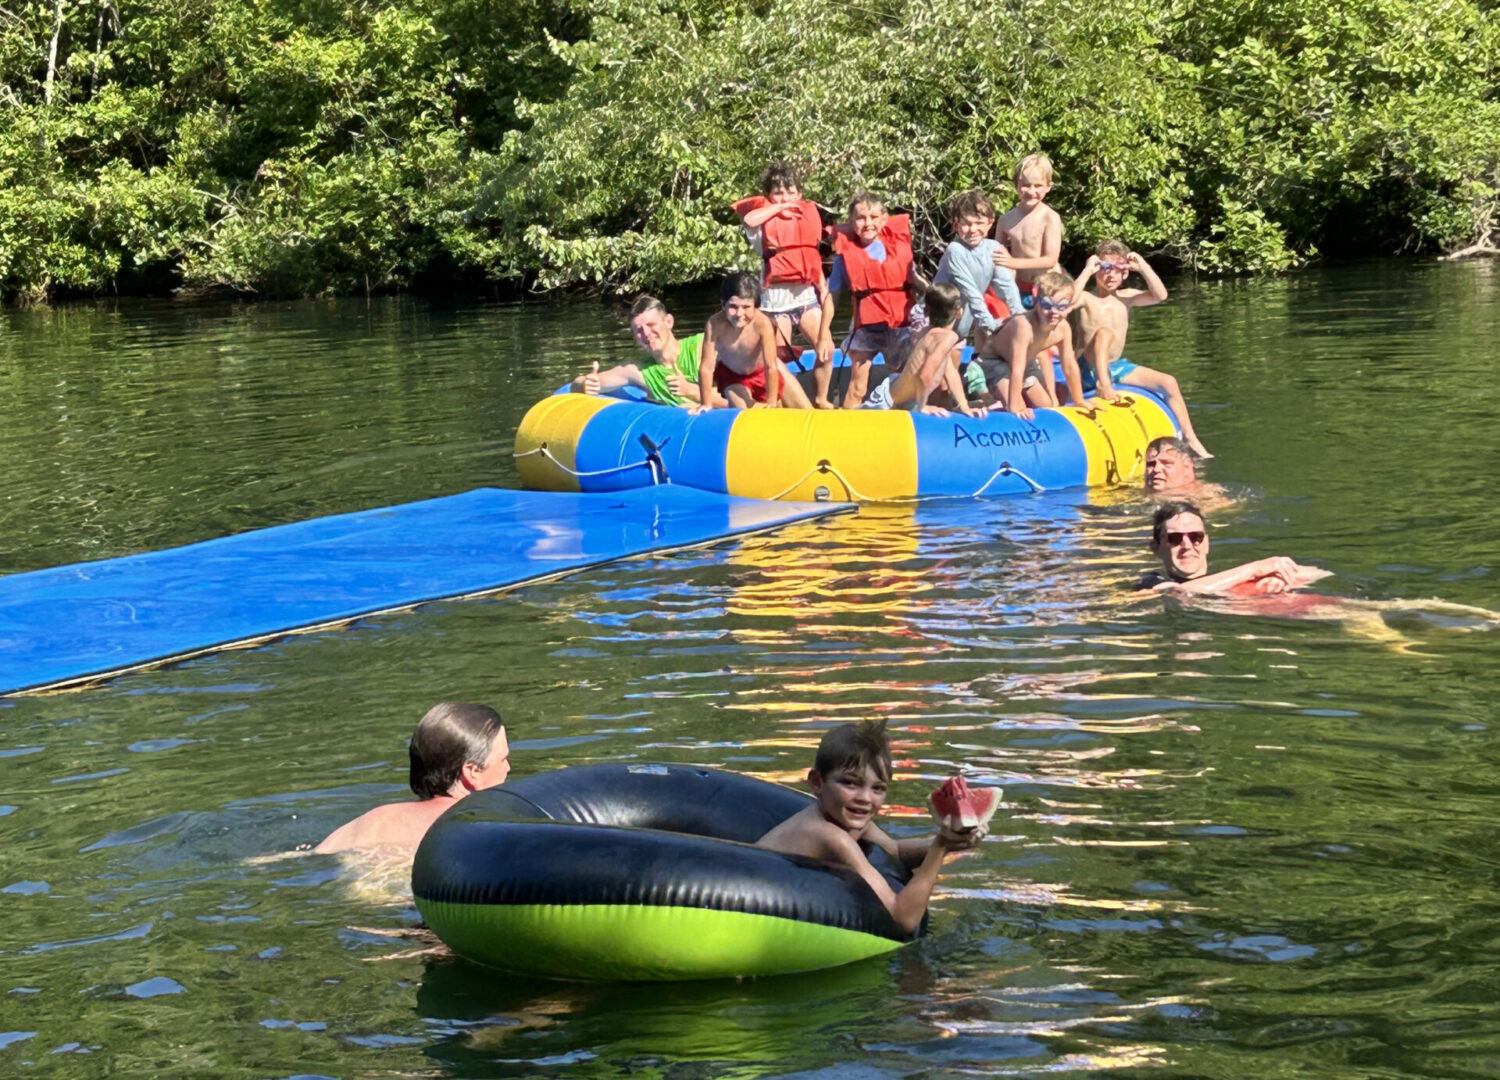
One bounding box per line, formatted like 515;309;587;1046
1037;296;1071;312
1166;530;1207;547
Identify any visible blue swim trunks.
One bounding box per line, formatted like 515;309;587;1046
1080;357;1138;392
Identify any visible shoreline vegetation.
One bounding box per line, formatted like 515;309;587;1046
1;0;1496;305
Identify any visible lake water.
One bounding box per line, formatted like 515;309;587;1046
2;262;1498;1079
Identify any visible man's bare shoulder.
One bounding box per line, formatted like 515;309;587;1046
315;800;442;855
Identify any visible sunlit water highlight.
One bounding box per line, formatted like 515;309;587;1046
2;261;1498;1078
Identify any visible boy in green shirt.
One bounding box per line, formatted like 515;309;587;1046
571;296;703;406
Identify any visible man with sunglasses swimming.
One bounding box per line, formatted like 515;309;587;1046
1141;500;1329;593
1069;241;1214;459
982;266;1090;420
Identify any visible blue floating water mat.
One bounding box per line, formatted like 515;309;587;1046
0;487;851;696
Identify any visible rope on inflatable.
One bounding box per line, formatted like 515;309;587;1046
513;444;665;483
971;462;1047;496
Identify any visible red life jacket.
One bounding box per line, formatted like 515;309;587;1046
832;214;914;329
733;196;824;287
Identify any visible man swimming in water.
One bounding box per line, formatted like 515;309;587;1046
756;719;982;935
315;703;510;855
1143;437;1198;494
1140;501;1329;594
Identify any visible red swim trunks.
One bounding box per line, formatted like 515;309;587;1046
713;362;770;403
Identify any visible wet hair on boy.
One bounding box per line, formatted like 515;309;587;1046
630;294;670;320
813;718;893;782
1095;238;1130;259
923;282;962;330
1014;153;1054;187
722;271;761;306
409;702;505;798
760;161;804;195
848;190;885;217
947;188;996;225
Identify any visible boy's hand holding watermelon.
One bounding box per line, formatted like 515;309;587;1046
929;775;1000;848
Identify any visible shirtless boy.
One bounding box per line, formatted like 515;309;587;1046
993;154;1063;299
984;267;1090;419
315;703;510;855
570;295;702;406
1071;242;1213;458
863;283;988;419
699;273;814;409
733;163;837;406
757;719;983;935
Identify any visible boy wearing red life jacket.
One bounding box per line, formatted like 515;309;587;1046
827;192;924;408
732;163;836;408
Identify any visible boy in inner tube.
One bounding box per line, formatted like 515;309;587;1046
756;719;982;935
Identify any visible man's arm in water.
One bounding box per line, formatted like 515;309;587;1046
1158;557;1332;596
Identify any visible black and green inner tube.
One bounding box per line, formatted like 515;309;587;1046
413;763;916;981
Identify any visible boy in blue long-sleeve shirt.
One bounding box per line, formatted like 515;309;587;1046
932;189;1024;358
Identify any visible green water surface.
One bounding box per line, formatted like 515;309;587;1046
1;262;1498;1078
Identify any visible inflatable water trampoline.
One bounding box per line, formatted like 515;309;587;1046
412;763;916;981
516;358;1181;502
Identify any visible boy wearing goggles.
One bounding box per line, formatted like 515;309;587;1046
981;267;1089;420
1072;240;1214;459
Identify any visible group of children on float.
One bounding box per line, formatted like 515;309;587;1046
572;153;1212;459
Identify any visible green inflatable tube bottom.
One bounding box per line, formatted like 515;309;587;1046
418;900;906;981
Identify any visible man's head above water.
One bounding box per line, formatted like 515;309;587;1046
1150;500;1210;582
1144;436;1198;493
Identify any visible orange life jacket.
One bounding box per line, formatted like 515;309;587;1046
832;214;914;329
732;196;824;287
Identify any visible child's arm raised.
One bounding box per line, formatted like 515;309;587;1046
817;822;974;935
1120;252;1169;308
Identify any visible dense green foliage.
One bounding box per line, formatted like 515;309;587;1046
1;0;1496;299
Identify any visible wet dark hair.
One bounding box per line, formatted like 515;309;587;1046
814;719;892;782
1146;435;1194;462
630;295;668;320
721;272;760;306
760;161;803;195
947;188;995;222
409;702;504;799
1150;500;1205;549
923;283;962;330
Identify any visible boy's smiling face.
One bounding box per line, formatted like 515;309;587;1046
1036;288;1073;325
850;201;888;245
953;212;993;248
1015;169;1052;210
810;761;889;835
723;295;757;328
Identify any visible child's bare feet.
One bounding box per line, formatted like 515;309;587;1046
813;397;835;409
1188;438;1214;459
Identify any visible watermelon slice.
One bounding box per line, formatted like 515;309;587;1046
929;775;1000;832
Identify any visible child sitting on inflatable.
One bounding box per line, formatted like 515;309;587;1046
756;719;984;935
733;163;837;407
569;296;703;407
1070;242;1213;458
699;273;814;409
315;703;510;855
984;267;1090;419
933;188;1025;362
827;191;923;407
863;283;988;419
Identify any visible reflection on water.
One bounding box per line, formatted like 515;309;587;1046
1;262;1499;1078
